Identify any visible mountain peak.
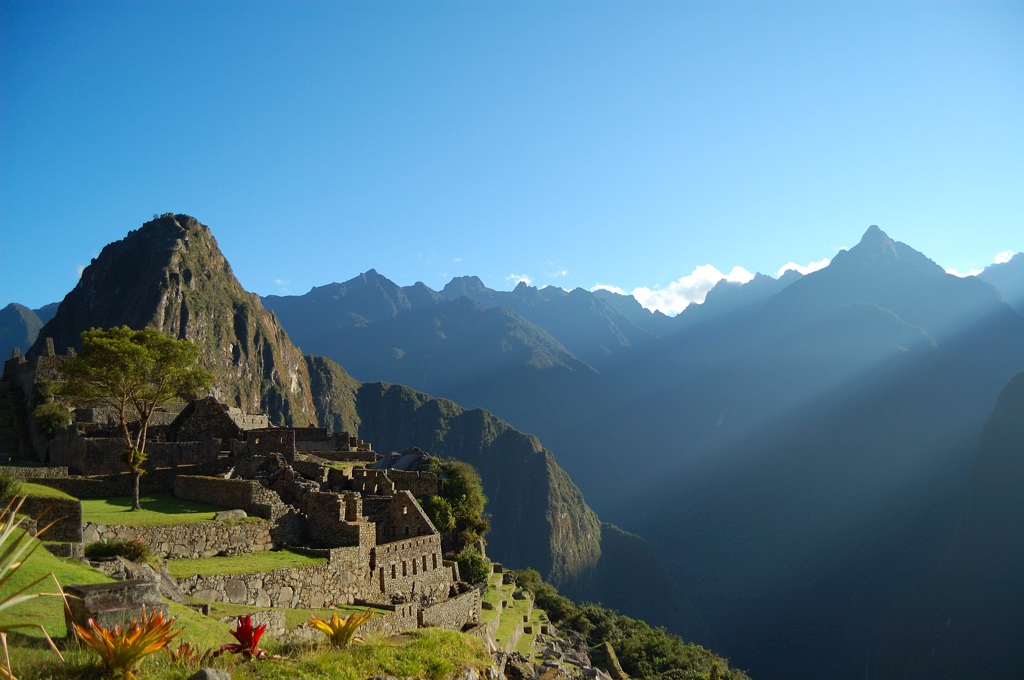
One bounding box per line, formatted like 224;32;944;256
832;225;944;276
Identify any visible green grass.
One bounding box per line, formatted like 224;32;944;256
10;626;492;680
166;549;327;578
80;493;246;526
17;482;75;500
2;528;113;641
514;602;546;660
494;594;524;645
193;599;381;631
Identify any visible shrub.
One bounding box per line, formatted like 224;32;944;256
84;536;151;562
0;470;21;498
32;401;70;441
421;495;456;533
455;547;490;584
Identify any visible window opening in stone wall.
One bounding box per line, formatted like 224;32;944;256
422;555;427;571
403;561;407;577
412;560;417;575
432;554;437;570
392;564;397;579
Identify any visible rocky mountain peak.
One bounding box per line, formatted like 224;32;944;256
29;214;317;425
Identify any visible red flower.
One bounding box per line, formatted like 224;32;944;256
215;615;267;660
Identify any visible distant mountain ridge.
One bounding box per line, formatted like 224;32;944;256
258;224;1024;680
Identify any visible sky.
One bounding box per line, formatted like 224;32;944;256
1;1;1022;315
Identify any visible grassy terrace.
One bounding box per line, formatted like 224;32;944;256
80;492;256;526
16;482;75;499
167;549;327;578
480;573;513;623
198;599;383;631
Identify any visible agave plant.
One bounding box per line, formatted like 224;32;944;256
214;615;267;660
72;607;182;680
0;495;66;680
309;610;375;648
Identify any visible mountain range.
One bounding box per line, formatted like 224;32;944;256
3;217;1023;679
1;214;701;641
256;225;1024;680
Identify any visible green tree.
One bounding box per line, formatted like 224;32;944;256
58;326;212;509
430;458;490;552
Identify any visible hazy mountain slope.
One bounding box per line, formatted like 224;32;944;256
28;214;318;425
263;270;443;355
978;252;1024;316
0;303;44;361
441;277;661;364
265;273;605;440
303;351;699;634
599;228;1024;679
674;269;802;330
591;287;674;336
874;371;1024;680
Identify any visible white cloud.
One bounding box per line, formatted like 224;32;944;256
452;257;462;263
76;264;86;278
547;267;569;278
995;250;1015;265
945;266;983;278
631;264;754;316
775;257;831;277
590;283;627;295
272;278;291;293
506;273;532;286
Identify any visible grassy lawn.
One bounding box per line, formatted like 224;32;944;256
80;492;245;526
195;599;382;631
12;627;492;680
1;528;113;643
13;482;75;500
167;549;327;578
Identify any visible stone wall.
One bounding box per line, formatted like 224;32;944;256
419;588;481;630
360;603;420;637
371;534;451;602
291;458;329;483
173;475;288;520
351;468;395;496
166;397;245;443
388;469;440;497
303;492;376;549
376;491;437;542
0;465;69;479
246;428;295;462
26;465;221;498
178;561;367;610
2;494;82;542
48;431;221;475
82;519;273;558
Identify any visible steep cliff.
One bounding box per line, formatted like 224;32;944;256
28;214;317;425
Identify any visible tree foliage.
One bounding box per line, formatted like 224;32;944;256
429;458;490;553
58;326;212;509
512;569;749;680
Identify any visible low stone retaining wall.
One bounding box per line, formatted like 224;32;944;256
83;519;273;558
419;588;481;630
1;494;82;542
173;475;288;520
178;562;365;610
0;465;68;479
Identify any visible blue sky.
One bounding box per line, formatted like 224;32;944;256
2;0;1022;313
